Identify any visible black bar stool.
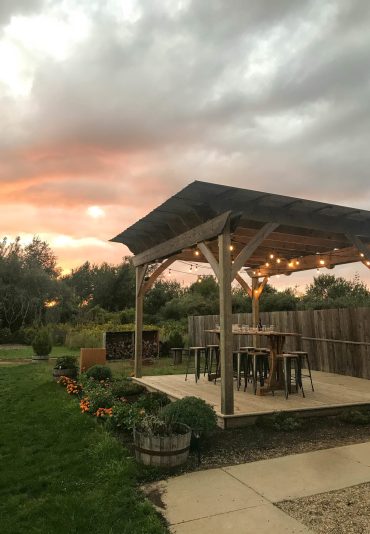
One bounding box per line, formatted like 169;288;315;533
286;350;314;391
277;353;305;399
206;344;219;381
185;346;206;383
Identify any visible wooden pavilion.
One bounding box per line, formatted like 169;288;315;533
111;181;370;418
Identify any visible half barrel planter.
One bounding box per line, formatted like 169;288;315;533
133;424;191;467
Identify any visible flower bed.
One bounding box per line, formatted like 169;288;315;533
56;370;218;467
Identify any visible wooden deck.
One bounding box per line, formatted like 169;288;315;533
133;371;370;428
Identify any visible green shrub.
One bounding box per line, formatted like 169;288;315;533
257;412;302;432
120;308;136;324
85;384;114;413
134;392;170;414
161;396;217;434
167;330;184;348
111;379;145;399
108;402;142;432
16;326;36;345
65;329;102;350
86;365;112;381
0;327;12;344
50;324;70;346
136;413;187;436
54;356;78;370
32;328;52;356
339;409;370;425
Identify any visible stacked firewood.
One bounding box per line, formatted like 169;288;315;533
105;331;159;360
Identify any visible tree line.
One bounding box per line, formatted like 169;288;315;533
1;236;370;340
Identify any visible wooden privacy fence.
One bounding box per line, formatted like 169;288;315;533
188;308;370;379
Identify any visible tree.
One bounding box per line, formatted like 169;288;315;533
145;280;183;317
301;273;370;309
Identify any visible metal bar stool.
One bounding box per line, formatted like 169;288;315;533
278;353;305;399
286;351;314;391
232;349;251;390
206;344;219;381
185;346;206;383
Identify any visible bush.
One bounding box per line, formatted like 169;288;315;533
85;384;114;414
16;327;36;345
134;392;170;414
32;328;52;356
257;412;302;432
111;379;145;399
54;356;78;370
107;402;143;432
339;409;370;425
0;327;12;344
86;365;112;381
65;329;102;350
161;396;217;434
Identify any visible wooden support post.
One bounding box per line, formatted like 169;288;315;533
219;219;234;415
252;277;260;348
135;264;147;378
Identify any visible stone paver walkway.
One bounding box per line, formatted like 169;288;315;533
143;441;370;533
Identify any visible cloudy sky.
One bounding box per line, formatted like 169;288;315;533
1;0;370;288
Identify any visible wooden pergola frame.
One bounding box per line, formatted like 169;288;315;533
111;181;370;415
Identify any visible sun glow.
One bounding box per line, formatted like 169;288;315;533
87;206;105;219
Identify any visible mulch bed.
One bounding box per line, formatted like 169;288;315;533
120;415;370;481
277;482;370;533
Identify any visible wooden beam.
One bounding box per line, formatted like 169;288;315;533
136;264;148;298
142;257;178;295
198;242;220;279
134;265;147;378
231;222;279;278
256;276;269;299
246;246;363;277
345;234;370;269
219;219;234;415
251;277;260;348
235;273;252;298
133;211;232;266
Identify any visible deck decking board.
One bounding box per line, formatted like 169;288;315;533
133;370;370;428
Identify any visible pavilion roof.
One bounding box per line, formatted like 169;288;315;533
111;181;370;276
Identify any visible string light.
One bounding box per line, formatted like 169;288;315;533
265;262;270;267
276;258;281;264
229;245;234;251
194;250;200;256
360;253;365;258
296;260;300;266
269;254;274;259
319;259;325;265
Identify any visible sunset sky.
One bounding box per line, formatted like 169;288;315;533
1;0;370;289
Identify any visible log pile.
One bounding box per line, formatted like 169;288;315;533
105;330;159;360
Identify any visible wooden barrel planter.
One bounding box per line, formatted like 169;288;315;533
133;424;191;467
52;368;77;381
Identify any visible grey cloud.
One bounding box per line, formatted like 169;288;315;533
0;0;44;24
1;0;370;208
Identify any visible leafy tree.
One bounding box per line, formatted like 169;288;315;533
301;274;370;309
145;280;183;317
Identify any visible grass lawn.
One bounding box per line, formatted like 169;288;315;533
0;345;80;360
0;362;168;534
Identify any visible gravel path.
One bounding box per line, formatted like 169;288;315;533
277;482;370;533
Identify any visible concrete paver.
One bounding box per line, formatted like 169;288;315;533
143;468;265;524
171;504;312;534
224;444;370;502
332;441;370;467
143;441;370;533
